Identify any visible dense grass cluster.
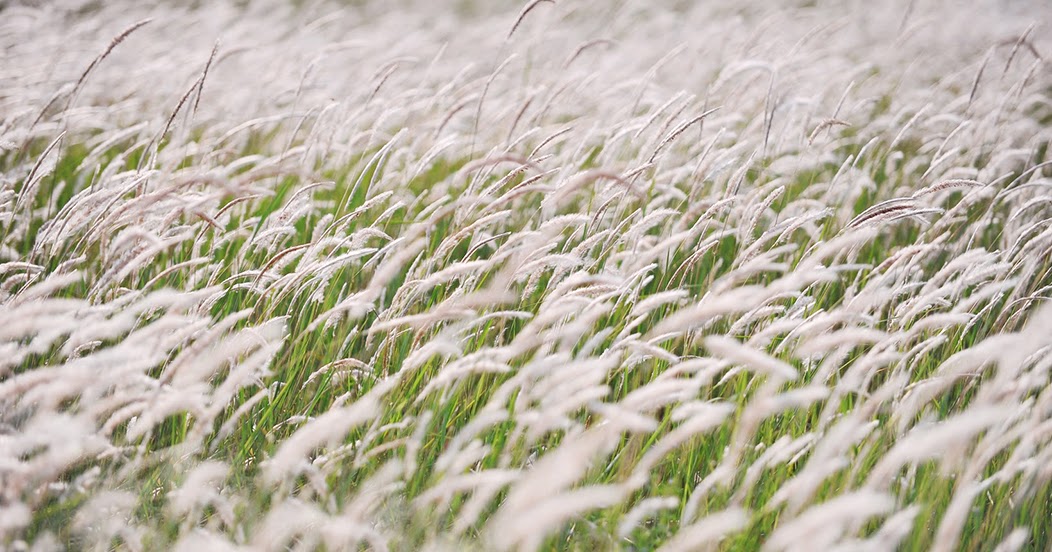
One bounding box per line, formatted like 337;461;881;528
2;0;1051;549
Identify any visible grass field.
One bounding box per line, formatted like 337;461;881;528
2;0;1052;550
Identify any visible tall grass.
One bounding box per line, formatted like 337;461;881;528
1;0;1050;550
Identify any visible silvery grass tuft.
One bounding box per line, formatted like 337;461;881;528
1;0;1051;550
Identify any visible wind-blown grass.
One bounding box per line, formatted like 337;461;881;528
1;0;1051;550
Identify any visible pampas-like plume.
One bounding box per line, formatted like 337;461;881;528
763;492;895;551
704;335;798;381
807;118;851;145
508;0;555;39
657;508;749;552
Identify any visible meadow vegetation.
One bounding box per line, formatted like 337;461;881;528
1;0;1051;550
